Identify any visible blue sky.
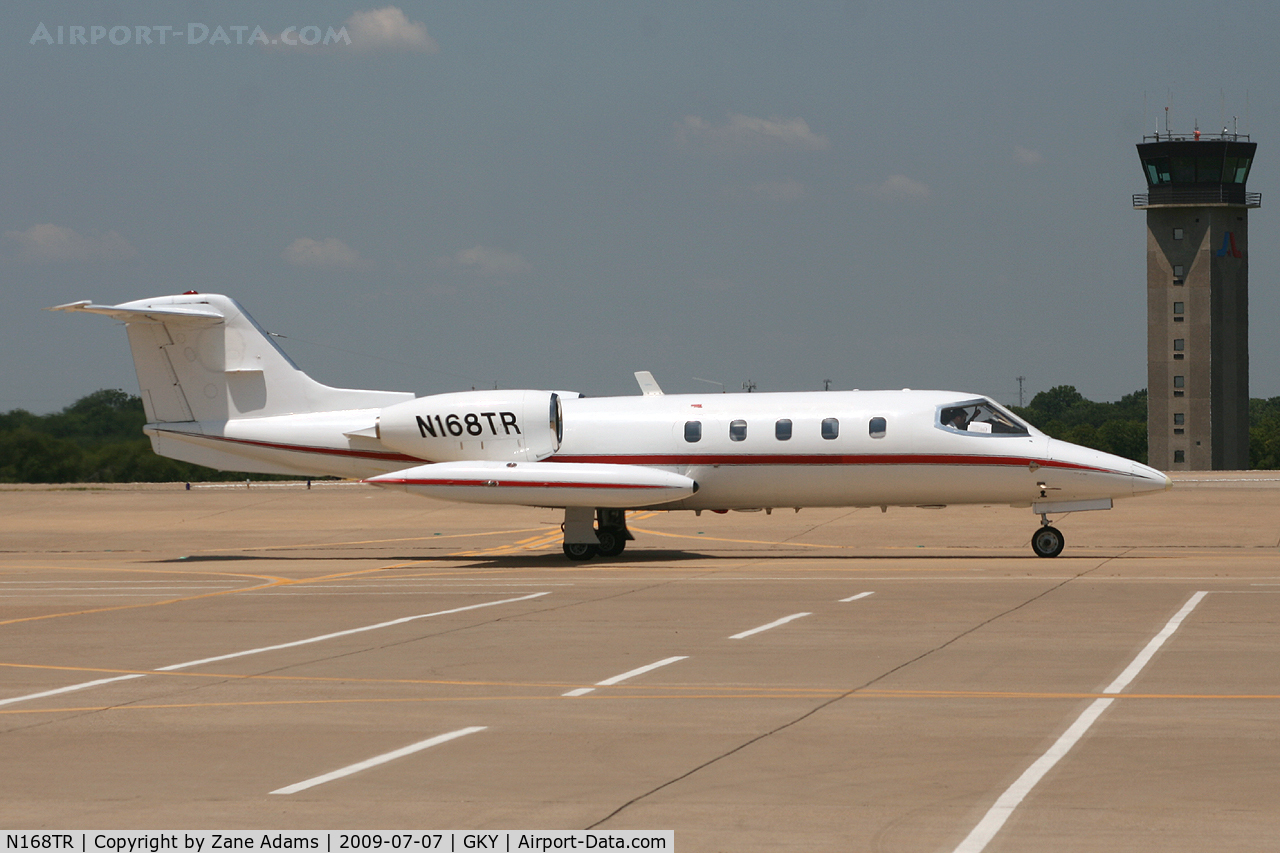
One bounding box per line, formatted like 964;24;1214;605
4;1;1278;412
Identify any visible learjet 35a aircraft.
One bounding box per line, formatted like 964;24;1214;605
54;292;1171;559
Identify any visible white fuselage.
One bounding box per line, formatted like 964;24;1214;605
145;388;1168;511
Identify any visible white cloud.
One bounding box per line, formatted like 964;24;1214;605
4;223;136;263
675;113;830;154
873;174;930;202
1014;145;1043;165
282;237;365;269
346;7;438;53
453;245;531;277
749;179;808;202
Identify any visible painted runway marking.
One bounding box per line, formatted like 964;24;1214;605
270;726;486;794
562;656;688;697
730;612;812;639
0;673;147;708
154;592;551;671
952;591;1208;853
840;591;875;602
0;592;550;708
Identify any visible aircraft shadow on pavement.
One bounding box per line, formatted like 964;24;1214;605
151;549;1089;566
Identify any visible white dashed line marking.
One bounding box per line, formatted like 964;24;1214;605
729;612;811;639
562;656;688;697
271;727;487;794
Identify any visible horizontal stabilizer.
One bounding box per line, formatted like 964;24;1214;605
365;460;696;508
49;301;224;325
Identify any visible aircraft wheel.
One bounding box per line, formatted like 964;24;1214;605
563;542;598;561
596;527;627;558
1031;525;1065;558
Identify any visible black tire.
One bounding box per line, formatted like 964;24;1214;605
563;542;598;561
1031;526;1065;558
596;527;627;558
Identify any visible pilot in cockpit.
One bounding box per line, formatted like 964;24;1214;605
942;407;969;431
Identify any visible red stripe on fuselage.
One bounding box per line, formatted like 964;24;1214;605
152;430;425;463
551;453;1112;474
372;479;670;489
153;431;1117;477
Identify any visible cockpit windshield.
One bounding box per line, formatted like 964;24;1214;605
938;399;1030;436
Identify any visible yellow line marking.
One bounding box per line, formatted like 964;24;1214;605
630;526;843;549
4;689;1279;716
0;561;442;627
3;661;1276;702
218;527;560;552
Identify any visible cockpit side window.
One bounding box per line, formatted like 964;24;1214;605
937;399;1030;436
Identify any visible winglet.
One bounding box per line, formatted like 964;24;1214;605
634;371;664;396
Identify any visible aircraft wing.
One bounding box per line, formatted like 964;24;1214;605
365;460;695;508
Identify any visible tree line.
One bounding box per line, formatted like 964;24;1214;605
1010;385;1280;468
3;387;1280;483
0;389;277;483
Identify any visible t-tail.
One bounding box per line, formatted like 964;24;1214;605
52;292;418;477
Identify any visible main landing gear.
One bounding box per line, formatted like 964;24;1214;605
1031;514;1065;558
562;507;634;561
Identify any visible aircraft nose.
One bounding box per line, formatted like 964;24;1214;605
1131;461;1173;494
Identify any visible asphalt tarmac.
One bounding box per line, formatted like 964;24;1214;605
2;474;1278;851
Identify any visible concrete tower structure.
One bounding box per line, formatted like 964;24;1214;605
1134;131;1259;470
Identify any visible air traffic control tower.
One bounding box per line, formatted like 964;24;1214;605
1134;130;1260;470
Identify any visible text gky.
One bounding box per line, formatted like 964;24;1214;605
416;411;521;439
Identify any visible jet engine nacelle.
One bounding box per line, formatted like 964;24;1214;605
378;390;563;463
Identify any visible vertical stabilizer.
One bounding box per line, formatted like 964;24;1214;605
52;293;413;423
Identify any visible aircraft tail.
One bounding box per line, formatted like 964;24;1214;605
52;292;412;423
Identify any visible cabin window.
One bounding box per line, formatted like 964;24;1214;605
938;399;1031;436
868;417;886;438
729;419;747;442
821;418;839;440
775;419;792;441
684;421;702;443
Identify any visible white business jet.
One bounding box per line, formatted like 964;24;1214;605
54;292;1170;559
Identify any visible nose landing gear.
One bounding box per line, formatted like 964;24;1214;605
1031;514;1064;558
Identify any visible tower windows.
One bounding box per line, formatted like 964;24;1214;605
1174;450;1186;463
1173;301;1185;322
1174;338;1185;360
1173;228;1184;240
